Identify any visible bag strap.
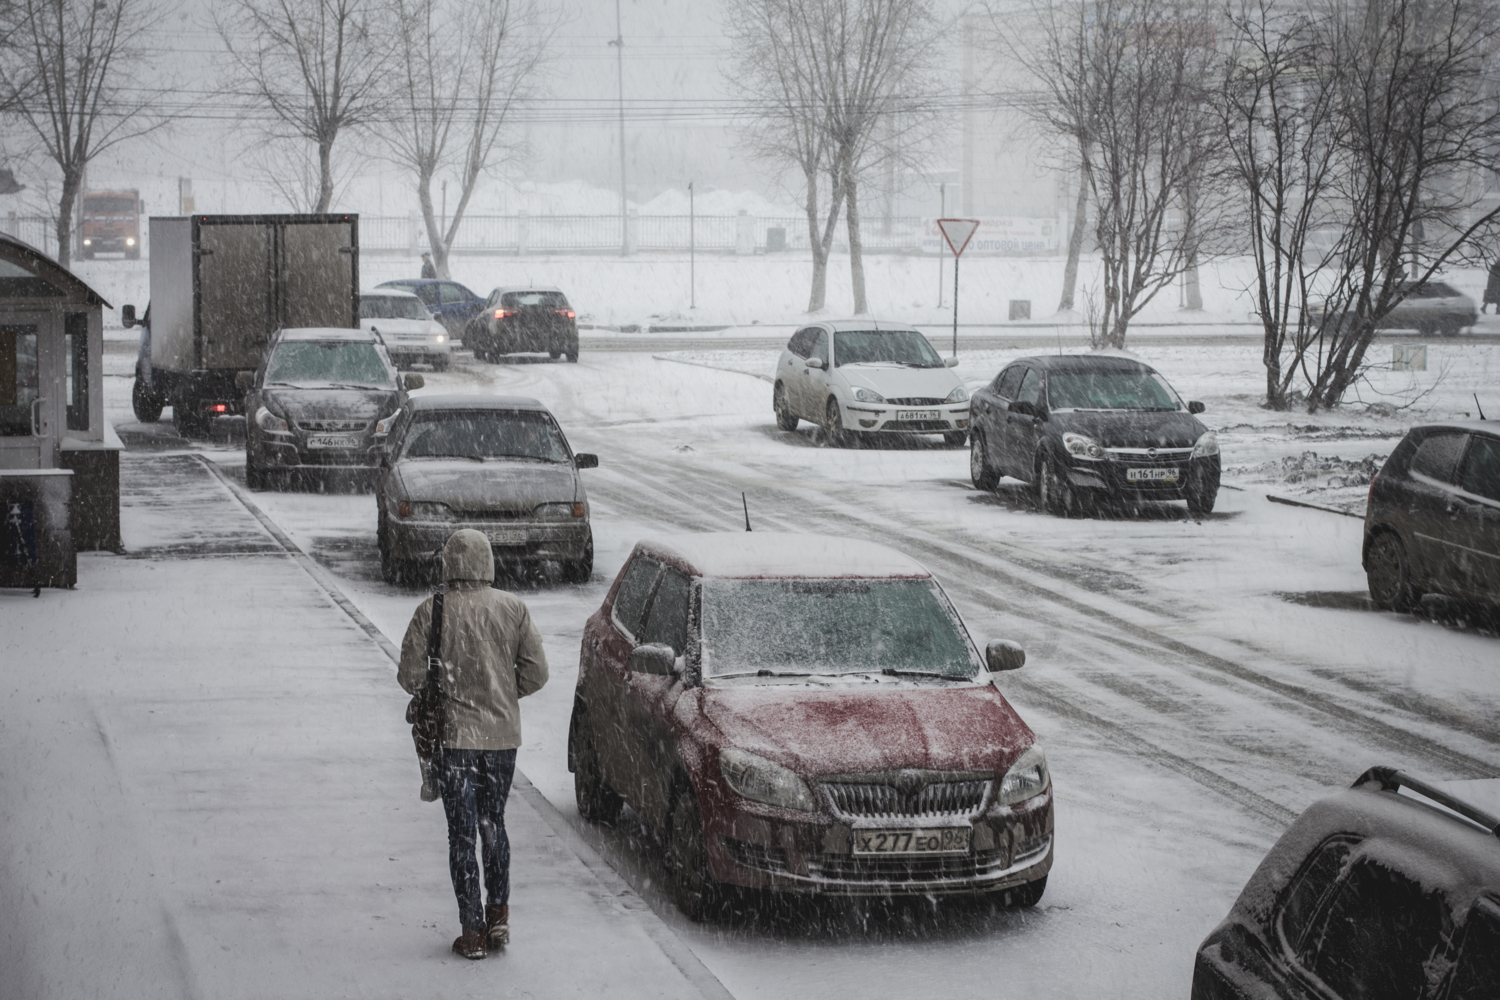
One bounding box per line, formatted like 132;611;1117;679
426;591;445;680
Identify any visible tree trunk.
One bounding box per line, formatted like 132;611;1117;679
846;174;867;314
805;168;827;312
1058;150;1090;313
316;137;335;213
55;168;81;267
416;170;450;278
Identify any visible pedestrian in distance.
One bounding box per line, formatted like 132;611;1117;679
1484;255;1500;315
398;529;549;960
420;252;437;280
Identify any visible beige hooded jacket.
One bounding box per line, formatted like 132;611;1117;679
398;530;549;750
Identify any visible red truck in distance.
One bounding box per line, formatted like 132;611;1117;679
81;189;142;259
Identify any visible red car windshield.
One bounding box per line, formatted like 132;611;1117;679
699;578;980;679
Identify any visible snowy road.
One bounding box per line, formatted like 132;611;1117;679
89;341;1500;998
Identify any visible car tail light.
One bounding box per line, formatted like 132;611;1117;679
495;309;516;319
208;403;228;413
572;502;586;517
398;501;412;517
556;309;576;319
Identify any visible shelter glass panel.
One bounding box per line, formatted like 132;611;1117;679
0;325;39;435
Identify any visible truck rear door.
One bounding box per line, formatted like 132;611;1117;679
199;223;273;370
281;221;355;330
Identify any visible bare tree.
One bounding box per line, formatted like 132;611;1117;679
218;0;389;214
385;0;548;279
0;0;169;265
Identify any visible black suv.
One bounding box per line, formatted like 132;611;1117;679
968;354;1219;516
1192;767;1499;1000
1363;421;1500;612
465;286;579;363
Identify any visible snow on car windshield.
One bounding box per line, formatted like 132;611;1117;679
833;330;944;368
360;295;429;321
700;578;980;679
1047;370;1182;411
400;410;572;463
264;342;395;388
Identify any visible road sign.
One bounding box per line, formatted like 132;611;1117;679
937;218;980;257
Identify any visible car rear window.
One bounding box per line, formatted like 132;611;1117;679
1459;435;1500;502
699;578;980;679
1277;836;1359;954
399;410;571;463
264;342;394;389
1048;370;1182;411
501;291;569;309
1410;432;1468;483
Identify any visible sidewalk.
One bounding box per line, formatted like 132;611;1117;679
0;451;726;999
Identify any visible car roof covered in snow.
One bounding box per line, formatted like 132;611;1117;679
1410;419;1499;436
493;285;565;294
359;288;421;299
809;318;923;334
634;533;930;580
1011;354;1156;373
274;327;381;343
407;394;550;413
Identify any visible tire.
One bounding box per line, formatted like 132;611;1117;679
131;378;164;423
970;431;999;491
999;875;1047;908
1036;456;1075;516
571;719;623;824
378;514;412;585
245;456;268;491
1366;531;1418;612
566;350;579;363
667;789;720;922
562;532;594;584
549;349;562;360
824;398;850;448
1438;320;1462;337
944;430;967;448
1186;483;1217;517
773;382;798;431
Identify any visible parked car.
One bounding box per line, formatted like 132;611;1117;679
375;278;485;339
967;354;1220;516
1363;420;1500;612
375;394;597;584
1310;280;1478;337
567;532;1052;920
465;286;579;363
1191;766;1500;1000
240;328;421;490
772;321;969;447
358;289;451;370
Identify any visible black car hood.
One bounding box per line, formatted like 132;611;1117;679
262;387;397;423
393;459;579;511
1048;408;1206;448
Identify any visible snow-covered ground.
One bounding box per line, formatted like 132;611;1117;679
23;324;1491;998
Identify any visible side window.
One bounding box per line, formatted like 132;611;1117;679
995;366;1025;399
612;556;662;639
787;327;817;359
413;284;441;307
1016;368;1042;406
638;569;691;656
1297;859;1448;1000
809;329;829;365
1411;432;1468;483
1458;435;1500;502
440;283;470;304
1276;837;1358;954
1449;898;1500;1000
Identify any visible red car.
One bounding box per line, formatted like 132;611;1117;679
567;533;1054;919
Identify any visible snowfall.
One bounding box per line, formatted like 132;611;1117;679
3;249;1498;999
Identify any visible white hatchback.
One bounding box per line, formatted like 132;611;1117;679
359;289;452;370
772;321;970;446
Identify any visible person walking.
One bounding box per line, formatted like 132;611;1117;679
399;529;548;960
1484;255;1500;315
420;252;437;279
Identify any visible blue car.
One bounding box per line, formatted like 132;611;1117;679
376;279;485;341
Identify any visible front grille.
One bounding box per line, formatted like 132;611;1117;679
887;397;946;406
296;418;371;432
882;420;951;432
821;773;990;821
807;850;1011;883
1104;447;1193;462
451;509;530;522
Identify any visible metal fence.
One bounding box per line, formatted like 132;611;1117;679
0;215;58;258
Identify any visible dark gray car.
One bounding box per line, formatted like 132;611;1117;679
375;394;597;584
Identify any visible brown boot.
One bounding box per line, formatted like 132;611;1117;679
452;927;487;960
485;905;509;948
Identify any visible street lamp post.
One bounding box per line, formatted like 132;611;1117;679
610;0;628;256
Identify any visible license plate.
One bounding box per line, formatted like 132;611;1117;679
852;827;970;855
1126;466;1179;482
897;410;940;421
484;528;528;545
306;434;361;449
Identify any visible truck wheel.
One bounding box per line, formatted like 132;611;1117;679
566;347;579;363
132;379;164;423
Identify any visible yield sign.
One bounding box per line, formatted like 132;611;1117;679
937;218;980;257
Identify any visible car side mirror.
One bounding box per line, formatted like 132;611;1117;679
805;356;825;370
404;373;425;390
986;640;1026;672
1188;400;1206;414
121;304;137;328
945;356;960;367
628;643;677;676
235;371;256;392
575;453;599;469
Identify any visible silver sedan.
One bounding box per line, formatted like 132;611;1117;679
375;394;597;584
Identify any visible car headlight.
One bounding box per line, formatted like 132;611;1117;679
719;748;817;811
852;387;885;403
398;501;456;521
125;237;136;247
945;385;970;403
1062;432;1105;461
374;409;401;436
255;406;290;434
1192;431;1219;459
431;333;446;344
535;501;587;520
998;745;1050;806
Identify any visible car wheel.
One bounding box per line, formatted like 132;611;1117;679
378;515;410;585
562;532;594;584
773;382;798;431
571;720;622;824
1036;457;1075;516
999;875;1047;908
1186;484;1217;517
824;398;851;448
943;430;967;448
970;431;999;491
1438;320;1463;337
131;378;164;423
667;789;720;922
566;349;579;363
549;349;562;360
245;455;268;491
1367;531;1418;612
433;355;450;372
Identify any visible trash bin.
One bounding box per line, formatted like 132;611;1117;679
766;227;786;253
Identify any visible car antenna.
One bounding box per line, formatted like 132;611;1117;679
742;492;752;532
1476;393;1487;420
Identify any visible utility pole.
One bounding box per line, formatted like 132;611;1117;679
937;182;946;307
689;180;696;309
611;0;628;256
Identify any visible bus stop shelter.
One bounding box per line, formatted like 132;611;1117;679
1;232;120;590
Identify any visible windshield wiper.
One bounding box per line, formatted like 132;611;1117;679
879;667;969;680
325;382;387;391
713;669;814;679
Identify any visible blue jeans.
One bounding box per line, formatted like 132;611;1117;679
437;748;517;931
